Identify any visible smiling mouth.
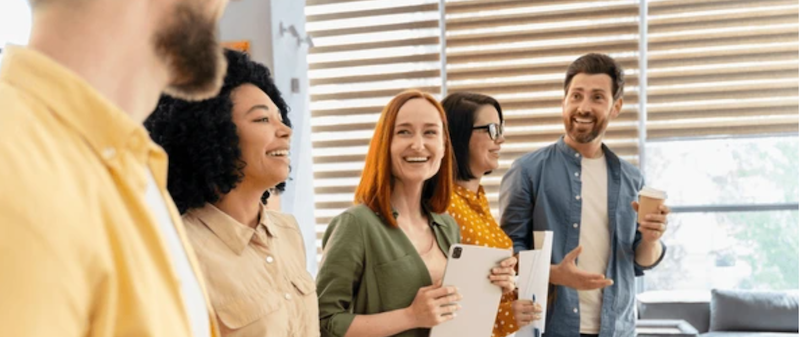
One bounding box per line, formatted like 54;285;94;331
267;149;290;157
404;156;429;163
573;117;595;125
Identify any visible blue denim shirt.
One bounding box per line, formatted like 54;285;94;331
499;136;666;337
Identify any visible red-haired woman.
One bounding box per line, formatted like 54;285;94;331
316;90;517;337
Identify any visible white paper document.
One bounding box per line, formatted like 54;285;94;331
517;230;553;336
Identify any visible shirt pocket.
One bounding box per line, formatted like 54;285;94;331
373;254;426;312
291;273;316;297
216;294;281;330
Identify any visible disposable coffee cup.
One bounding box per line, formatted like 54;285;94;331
637;187;667;224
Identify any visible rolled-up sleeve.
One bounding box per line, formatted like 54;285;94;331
317;213;365;337
632;232;667;276
500;160;535;254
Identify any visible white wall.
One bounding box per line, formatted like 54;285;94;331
219;0;274;68
219;0;318;275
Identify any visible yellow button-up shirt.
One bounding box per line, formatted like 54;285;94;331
182;203;319;337
0;45;218;337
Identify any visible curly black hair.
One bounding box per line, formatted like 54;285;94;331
145;49;291;214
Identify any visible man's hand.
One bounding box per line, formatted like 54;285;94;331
549;246;613;290
632;202;671;244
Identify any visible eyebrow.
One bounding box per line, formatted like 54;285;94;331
245;105;270;115
569;87;608;94
396;122;441;128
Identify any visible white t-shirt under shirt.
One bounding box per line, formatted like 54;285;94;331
145;170;211;337
577;154;610;334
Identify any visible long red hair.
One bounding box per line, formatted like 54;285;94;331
354;90;454;227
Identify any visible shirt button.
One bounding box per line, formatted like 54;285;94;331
574;153;580;158
575;195;581;200
284;293;292;300
573;223;579;228
102;147;117;160
573;308;579;313
266;256;274;264
574;172;579;177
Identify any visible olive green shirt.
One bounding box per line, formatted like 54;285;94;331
316;204;461;337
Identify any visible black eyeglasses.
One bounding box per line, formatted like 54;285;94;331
472;122;504;140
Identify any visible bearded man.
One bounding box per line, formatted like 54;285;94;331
0;0;230;336
499;53;671;337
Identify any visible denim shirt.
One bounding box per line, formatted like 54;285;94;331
499;136;666;337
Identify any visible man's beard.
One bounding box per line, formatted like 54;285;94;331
155;2;226;101
566;113;608;144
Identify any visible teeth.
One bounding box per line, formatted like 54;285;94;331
574;117;594;124
405;157;428;162
267;150;289;157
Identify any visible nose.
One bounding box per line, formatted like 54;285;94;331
411;133;425;151
496;133;506;145
277;121;292;139
577;97;592;115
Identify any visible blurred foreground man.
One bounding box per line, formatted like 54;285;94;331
0;0;230;336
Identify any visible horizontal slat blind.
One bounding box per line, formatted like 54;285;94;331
306;0;443;256
445;0;642;219
646;0;799;139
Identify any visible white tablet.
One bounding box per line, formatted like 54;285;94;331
430;244;512;337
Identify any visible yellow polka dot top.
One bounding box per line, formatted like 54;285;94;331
447;184;519;337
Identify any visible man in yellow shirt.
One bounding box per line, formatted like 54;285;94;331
0;0;229;336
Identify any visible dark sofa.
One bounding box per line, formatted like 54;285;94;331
637;289;799;337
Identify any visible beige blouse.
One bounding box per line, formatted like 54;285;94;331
183;203;319;337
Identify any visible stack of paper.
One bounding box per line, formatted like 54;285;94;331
517;231;553;337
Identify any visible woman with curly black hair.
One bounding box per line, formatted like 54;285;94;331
145;49;319;337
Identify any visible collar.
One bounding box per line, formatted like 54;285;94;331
453;183;485;202
391;205;448;227
556;135;612;163
0;45;152;168
189;203;276;255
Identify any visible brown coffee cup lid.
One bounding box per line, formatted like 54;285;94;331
639;186;667;199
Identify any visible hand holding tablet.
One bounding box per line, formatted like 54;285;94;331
429;244;513;337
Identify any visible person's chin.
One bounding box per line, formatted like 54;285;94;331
163;50;226;101
569;130;593;143
398;173;434;185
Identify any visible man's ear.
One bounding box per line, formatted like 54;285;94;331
610;98;623;119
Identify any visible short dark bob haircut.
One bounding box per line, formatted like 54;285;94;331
564;53;625;101
144;49;291;214
441;92;504;181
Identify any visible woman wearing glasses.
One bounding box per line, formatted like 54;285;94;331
442;92;543;337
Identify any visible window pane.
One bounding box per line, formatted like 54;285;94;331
645;136;799;206
645;210;799;291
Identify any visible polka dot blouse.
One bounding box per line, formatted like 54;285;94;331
447;184;518;337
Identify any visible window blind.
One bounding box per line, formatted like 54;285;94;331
646;0;799;139
306;0;444;256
